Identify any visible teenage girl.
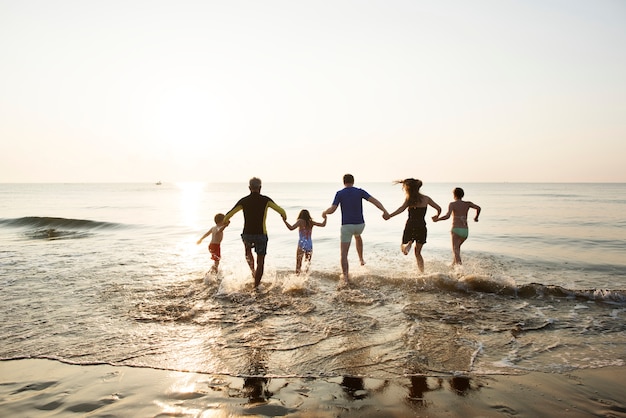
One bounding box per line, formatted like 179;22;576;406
434;187;481;266
284;209;327;274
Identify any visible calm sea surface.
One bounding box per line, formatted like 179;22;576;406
1;182;625;379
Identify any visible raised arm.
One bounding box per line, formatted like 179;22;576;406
283;218;301;230
313;214;327;227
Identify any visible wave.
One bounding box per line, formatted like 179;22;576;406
407;273;626;304
310;271;626;305
0;216;124;240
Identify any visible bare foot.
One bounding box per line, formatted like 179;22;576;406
360;259;365;266
401;242;412;255
339;274;351;287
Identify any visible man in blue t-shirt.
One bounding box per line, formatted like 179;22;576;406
323;174;389;283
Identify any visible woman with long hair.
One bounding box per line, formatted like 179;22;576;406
385;179;441;273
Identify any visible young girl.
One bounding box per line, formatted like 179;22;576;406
385;178;441;273
284;209;327;274
434;187;481;266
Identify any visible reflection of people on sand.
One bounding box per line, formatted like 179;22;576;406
341;376;367;400
449;376;473;396
196;213;229;273
222;177;287;288
283;209;327;274
434;187;481;266
323;174;389;284
243;376;272;403
385;178;441;273
407;376;443;406
242;344;272;403
340;376;389;401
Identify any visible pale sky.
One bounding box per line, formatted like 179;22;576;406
1;0;625;183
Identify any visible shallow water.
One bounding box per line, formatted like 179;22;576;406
1;182;625;380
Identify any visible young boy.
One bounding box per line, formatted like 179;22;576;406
434;187;481;266
197;213;230;273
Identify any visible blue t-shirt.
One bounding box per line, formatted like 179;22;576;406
332;186;371;225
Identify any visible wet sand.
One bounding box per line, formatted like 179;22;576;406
1;358;625;417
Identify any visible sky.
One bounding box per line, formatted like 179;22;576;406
1;0;625;183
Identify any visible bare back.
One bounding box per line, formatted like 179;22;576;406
449;200;477;228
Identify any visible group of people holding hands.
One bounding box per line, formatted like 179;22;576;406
198;174;481;288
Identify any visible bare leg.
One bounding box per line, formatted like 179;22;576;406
355;235;365;265
401;240;413;255
254;254;265;287
295;247;304;274
414;243;424;273
340;241;351;281
451;233;466;265
303;251;312;274
245;246;255;275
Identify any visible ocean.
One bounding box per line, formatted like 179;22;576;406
1;181;625;385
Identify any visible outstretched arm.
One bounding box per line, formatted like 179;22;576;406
322;204;338;217
386;201;408;220
313;214;327;227
284;218;301;230
434;202;453;222
367;196;389;218
428;197;442;221
197;228;213;244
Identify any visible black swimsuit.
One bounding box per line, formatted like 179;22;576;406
402;206;427;244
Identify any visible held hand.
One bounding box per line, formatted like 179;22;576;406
474;217;479;222
432;216;439;222
383;213;390;220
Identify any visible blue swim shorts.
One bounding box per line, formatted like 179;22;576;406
241;234;269;255
340;223;365;243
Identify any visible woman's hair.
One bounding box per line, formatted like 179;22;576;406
394;178;423;207
297;209;313;229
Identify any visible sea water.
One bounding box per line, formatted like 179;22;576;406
1;182;625;380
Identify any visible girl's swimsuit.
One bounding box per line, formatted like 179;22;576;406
298;228;313;252
451;227;469;238
402;206;427;244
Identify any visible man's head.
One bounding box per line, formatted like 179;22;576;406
343;174;354;186
249;177;262;192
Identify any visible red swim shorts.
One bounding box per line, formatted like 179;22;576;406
208;243;221;261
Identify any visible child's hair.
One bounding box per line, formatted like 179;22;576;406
214;213;225;224
394;178;423;207
453;187;465;199
297;209;313;229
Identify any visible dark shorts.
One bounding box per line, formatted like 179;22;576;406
402;223;427;245
241;234;268;255
208;243;221;261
